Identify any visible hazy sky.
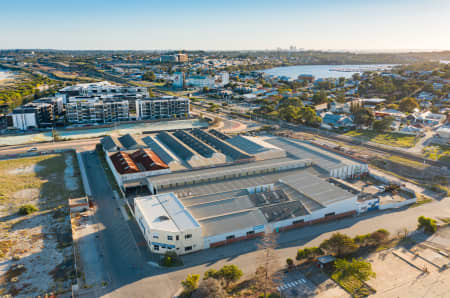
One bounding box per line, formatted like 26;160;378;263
1;0;449;51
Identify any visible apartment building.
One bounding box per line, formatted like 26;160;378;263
12;102;53;130
65;98;130;124
136;97;189;120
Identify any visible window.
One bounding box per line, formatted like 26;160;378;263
153;245;159;251
185;234;192;239
293;219;304;224
246;231;255;235
185;246;192;251
176;235;179;241
226;235;235;240
167;235;173;241
152;234;159;239
325;212;335;217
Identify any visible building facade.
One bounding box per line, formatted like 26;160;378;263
66;98;130;124
12;102;53;129
136;97;189;120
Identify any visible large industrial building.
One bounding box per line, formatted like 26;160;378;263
102;129;374;255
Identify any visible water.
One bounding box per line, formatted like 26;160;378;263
0;67;14;80
0;119;209;146
260;64;397;79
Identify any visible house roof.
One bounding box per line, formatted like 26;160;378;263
101;135;118;151
110;151;140;174
130;148;169;171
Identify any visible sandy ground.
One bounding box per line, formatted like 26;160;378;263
64;154;79;191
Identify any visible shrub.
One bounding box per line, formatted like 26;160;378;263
286;258;294;268
18;204;38;215
160;251;183;267
418;216;437;234
296;246;322;260
370;229;390;244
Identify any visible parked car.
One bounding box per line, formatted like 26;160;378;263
28;147;38;152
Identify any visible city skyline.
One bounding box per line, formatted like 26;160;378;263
1;0;449;51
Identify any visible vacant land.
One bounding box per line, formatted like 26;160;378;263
423;144;450;163
388;155;430;170
0;152;84;297
345;130;418;148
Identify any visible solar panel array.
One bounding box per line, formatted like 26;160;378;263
157;131;194;161
141;136;174;164
173;130;215;158
191;129;252;161
209;129;230;140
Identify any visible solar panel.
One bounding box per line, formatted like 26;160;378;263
156;131;194;161
173;130;215;158
142;136;174;164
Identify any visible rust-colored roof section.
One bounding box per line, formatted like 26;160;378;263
110;151;139;174
130;148;169;171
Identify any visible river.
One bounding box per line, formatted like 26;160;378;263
260;64;398;79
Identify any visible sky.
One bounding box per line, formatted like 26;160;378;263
0;0;449;51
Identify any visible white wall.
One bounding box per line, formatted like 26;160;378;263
12;113;37;130
134;203;203;255
203;224;265;249
379;198;416;210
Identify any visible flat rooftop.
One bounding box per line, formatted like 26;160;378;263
135;193;200;233
264;137;363;172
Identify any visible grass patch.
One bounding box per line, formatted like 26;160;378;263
331;271;375;298
18;204;38;215
411;196;433;208
345;130;418;148
423;144;450;163
0;153;83;210
388;155;430;169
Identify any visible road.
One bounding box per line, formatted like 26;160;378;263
0;138;100;158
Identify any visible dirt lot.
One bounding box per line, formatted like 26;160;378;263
367;239;450;297
0;152;84;297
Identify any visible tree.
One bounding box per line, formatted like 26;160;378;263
334;258;376;282
312;90;328;104
399;97;419;113
417;216;437;234
320;233;358;257
255;232;278;297
296;247;323;260
18;204;38;215
181;274;200;293
373;116;394;131
286;258;294;270
142;71;156;81
203;268;219;280
191;278;226;298
218;265;243;288
353;107;374;127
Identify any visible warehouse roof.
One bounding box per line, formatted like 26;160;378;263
142;136;175;164
110;151;139;174
101;135;119;151
198;209;267;237
135;193;200;233
280;173;355;206
118;134;138;149
130;149;169;171
227;135;282;155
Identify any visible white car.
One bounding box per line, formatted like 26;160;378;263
28;147;38;152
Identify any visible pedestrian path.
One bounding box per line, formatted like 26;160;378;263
277;278;307;291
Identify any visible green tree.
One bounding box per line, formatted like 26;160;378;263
203;268;219;280
334;258;376;282
320;233;358;257
218;264;243;288
353;107;374;126
18;204;38;215
399;97;419;113
373;116;394;131
417;216;437;234
142;71;156;81
181;274;200;293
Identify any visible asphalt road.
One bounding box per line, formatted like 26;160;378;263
80;151;152;296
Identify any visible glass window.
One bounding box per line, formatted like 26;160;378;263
153;245;159;251
176;235;179;241
185;246;192;251
185;234;192;239
168;235;173;241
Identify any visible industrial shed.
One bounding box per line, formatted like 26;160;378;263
227;135;286;160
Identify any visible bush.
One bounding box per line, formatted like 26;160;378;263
160;251;183;267
18;204;38;215
418;216;437;234
296;246;323;260
286;258;294;268
370;229;390;244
